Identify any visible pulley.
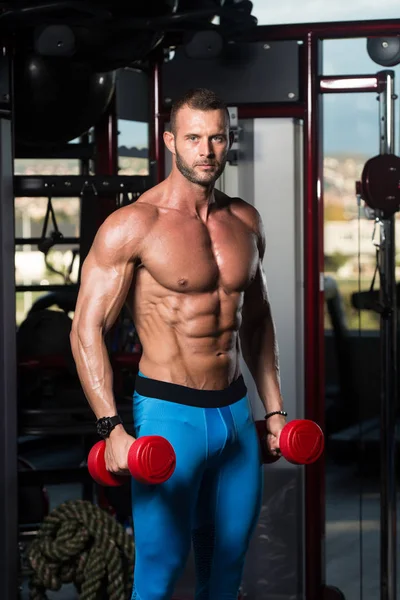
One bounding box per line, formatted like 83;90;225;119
359;153;400;218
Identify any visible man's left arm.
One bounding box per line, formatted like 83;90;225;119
239;214;286;449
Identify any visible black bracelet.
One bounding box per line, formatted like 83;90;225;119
264;410;288;420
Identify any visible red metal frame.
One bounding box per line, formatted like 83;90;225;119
241;18;400;41
303;33;325;600
149;17;399;600
78;92;119;269
150;60;166;182
93;92;119;228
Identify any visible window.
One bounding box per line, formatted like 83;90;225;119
251;0;399;25
118;119;149;175
15;159;81;325
323;38;400;330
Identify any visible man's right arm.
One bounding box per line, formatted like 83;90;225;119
70;204;151;473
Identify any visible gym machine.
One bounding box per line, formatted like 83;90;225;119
0;2;261;598
329;69;400;600
154;18;400;600
1;2;400;599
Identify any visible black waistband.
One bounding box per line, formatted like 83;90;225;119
134;374;247;408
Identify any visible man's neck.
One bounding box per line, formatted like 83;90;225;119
163;170;217;218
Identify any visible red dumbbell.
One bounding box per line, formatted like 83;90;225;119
255;419;324;465
88;435;176;486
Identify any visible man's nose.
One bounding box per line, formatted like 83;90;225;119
199;138;214;157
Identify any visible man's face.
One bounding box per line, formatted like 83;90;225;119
171;106;231;187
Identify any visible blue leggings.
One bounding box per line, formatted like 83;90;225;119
131;373;263;600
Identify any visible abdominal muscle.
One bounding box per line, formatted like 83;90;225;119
131;272;244;390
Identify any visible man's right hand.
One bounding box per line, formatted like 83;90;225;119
104;425;136;476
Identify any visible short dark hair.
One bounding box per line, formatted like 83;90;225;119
170;88;229;134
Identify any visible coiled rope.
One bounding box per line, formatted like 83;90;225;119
27;499;134;600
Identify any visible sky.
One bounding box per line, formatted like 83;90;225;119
251;0;399;26
118;0;400;155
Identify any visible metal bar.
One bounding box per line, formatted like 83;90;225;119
378;70;397;600
320;74;381;94
94;92;119;224
165;19;400;49
237;19;400;42
0;48;18;599
14;174;150;197
238;104;305;119
16;284;78;293
158;104;306;123
150;59;164;183
15;237;79;246
380;71;395;154
303;33;326;600
14;142;94;160
77;132;91;286
78;93;119;268
18;468;92;486
79;133;91;176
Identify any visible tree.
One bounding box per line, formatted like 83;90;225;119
325;252;348;272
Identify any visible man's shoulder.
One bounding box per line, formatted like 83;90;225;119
92;195;160;263
220;193;262;234
103;195;159;233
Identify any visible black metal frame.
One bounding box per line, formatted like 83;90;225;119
0;50;18;598
15;142;94;160
376;72;398;600
15;237;79;245
4;54;149;600
3;12;400;600
15;283;78;292
152;19;400;600
323;70;398;600
14;174;151;197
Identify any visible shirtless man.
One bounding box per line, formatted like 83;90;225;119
70;88;286;600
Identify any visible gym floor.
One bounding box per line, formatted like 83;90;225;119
18;438;397;600
325;457;400;600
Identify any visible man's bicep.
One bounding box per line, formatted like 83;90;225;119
74;218;136;333
79;253;134;328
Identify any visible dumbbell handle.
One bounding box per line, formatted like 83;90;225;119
256;418;324;465
88;441;126;486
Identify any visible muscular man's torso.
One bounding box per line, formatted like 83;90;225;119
129;188;261;390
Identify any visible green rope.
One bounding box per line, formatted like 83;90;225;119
27;499;134;600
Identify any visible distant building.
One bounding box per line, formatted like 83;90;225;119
324;220;400;257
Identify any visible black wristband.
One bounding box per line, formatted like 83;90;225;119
264;410;288;420
96;415;123;438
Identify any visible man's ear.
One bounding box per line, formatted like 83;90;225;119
163;130;176;154
229;130;235;149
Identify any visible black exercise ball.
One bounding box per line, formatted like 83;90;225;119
13;53;116;146
17;308;75;374
17;308;77;409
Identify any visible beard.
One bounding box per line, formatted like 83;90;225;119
175;147;227;187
